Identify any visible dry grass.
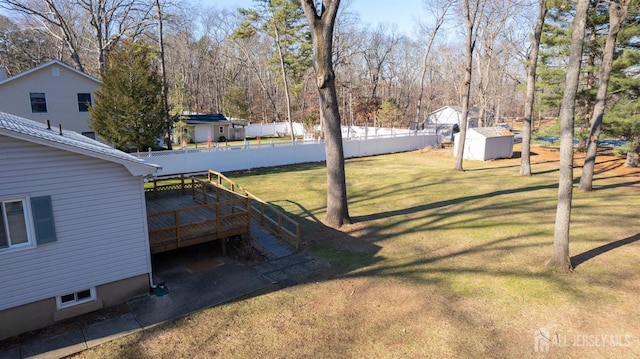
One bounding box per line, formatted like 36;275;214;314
72;144;640;358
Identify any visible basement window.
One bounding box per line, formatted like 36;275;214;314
56;287;96;309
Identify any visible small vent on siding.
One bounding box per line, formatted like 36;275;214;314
52;67;60;76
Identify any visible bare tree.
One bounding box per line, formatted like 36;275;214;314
520;0;547;176
415;0;454;129
154;0;171;149
578;0;630;191
301;0;351;228
453;0;485;171
0;0;156;75
0;0;86;70
360;25;402;128
549;0;589;269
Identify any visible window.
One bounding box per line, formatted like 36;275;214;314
219;126;224;134
0;198;34;251
30;93;47;113
57;288;96;309
77;93;92;112
0;195;56;253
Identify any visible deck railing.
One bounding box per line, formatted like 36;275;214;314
145;170;301;250
147;188;250;254
206;170;301;250
145;171;206;198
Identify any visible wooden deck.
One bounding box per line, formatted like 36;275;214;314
146;185;251;254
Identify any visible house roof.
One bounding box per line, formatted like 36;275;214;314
428;105;485;119
0;60;101;86
182;114;230;125
470;126;513;138
0;112;159;176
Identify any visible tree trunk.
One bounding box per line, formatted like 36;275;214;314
155;0;172;150
302;0;351;228
415;1;452;131
578;1;628;191
549;0;589;269
454;0;482;171
272;24;296;143
520;0;547;176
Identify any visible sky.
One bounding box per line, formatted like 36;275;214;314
204;0;425;37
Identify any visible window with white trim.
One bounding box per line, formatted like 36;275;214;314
219;126;224;134
56;288;96;309
0;198;35;251
0;195;57;253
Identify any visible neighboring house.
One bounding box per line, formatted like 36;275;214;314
0;60;101;140
453;126;514;161
176;114;245;144
0;111;160;340
424;106;494;133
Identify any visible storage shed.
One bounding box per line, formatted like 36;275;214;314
453;127;514;161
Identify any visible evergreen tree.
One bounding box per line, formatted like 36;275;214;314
603;48;640;150
235;0;312;141
537;0;640;130
377;98;401;128
223;84;250;120
89;41;166;152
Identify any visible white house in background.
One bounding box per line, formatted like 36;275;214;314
177;114;245;144
453;127;514;161
0;60;101;140
0;111;160;340
425;106;495;129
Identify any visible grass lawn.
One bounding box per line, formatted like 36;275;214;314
75;145;640;358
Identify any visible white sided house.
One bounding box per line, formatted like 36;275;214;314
453;127;514;161
0;112;159;340
0;60;101;140
425;106;493;131
177;114;245;144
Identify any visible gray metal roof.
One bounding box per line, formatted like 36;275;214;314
471;126;513;138
182;114;230;125
0;111;159;176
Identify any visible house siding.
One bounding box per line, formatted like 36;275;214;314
0;64;99;134
0;135;151;312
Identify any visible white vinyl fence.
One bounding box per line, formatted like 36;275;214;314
139;131;438;176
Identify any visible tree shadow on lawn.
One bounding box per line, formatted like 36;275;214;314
571;233;640;268
351;182;559;224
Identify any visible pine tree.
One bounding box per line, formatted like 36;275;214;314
223;85;250;120
235;0;312;142
89;41;166;152
377;98;401;128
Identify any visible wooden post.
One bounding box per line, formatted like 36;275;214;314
246;197;251;234
175;210;181;248
203;182;207;204
295;224;300;250
153;178;158;199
